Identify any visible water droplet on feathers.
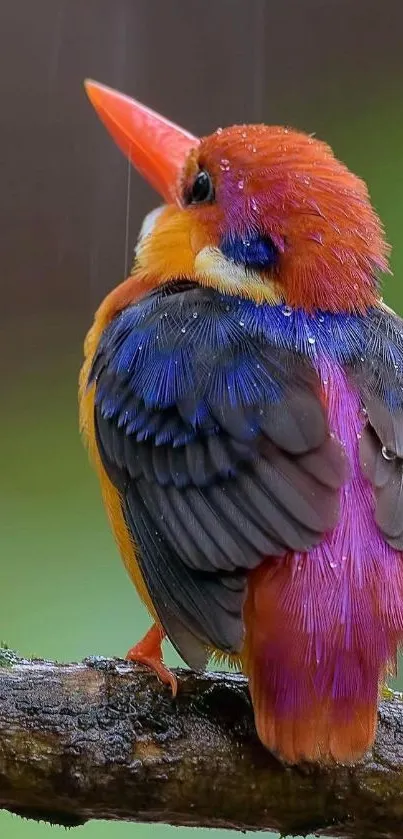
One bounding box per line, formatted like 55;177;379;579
382;446;396;461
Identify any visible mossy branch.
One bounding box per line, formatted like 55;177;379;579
0;652;403;836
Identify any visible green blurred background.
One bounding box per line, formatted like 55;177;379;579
1;1;403;837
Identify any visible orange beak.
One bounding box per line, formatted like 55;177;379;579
84;79;198;204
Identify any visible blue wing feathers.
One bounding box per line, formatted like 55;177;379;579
89;282;403;663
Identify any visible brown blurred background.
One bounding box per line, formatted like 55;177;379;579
1;2;403;838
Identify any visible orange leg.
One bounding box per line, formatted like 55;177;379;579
125;623;177;697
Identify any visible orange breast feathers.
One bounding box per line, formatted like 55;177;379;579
79;274;159;618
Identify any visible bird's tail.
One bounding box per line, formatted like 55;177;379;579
243;555;402;764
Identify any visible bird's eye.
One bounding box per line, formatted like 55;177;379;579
185;169;214;205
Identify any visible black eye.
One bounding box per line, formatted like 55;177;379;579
185;169;214;205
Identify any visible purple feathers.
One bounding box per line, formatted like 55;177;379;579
265;359;403;716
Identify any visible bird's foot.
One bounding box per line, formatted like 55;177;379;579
125;623;177;697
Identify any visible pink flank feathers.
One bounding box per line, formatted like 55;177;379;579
244;359;403;763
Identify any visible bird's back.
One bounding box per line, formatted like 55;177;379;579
82;285;403;763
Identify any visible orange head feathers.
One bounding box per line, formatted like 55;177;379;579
85;79;388;313
187;126;389;311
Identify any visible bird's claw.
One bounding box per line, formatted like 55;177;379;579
125;623;177;697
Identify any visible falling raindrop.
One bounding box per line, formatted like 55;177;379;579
238;179;245;190
281;305;292;317
124;151;132;277
307;336;316;345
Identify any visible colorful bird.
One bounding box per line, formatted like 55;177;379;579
80;79;403;765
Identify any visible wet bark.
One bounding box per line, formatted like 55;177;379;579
0;650;402;837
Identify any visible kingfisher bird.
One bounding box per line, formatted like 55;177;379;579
80;79;403;765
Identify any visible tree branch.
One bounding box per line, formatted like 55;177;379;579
0;651;402;837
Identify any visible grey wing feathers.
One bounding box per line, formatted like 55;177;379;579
91;284;348;666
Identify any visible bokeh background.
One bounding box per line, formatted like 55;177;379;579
1;1;403;837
